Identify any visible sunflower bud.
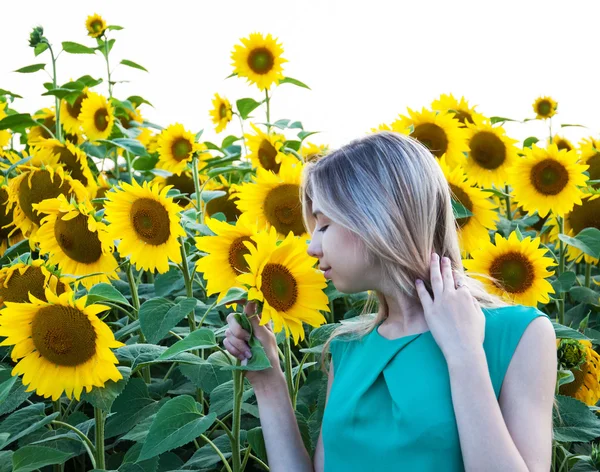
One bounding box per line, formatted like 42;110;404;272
591;443;600;468
557;339;588;370
28;26;46;48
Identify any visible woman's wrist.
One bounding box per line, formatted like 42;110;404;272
251;369;287;397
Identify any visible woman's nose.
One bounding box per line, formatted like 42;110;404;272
307;238;322;258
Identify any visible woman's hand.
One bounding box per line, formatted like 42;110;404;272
223;301;283;389
415;253;485;362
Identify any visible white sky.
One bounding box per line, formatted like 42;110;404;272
2;0;600;149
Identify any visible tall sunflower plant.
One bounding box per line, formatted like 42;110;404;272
0;18;599;472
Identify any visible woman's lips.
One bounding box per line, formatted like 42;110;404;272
323;268;332;279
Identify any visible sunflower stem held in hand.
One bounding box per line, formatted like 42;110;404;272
283;335;295;407
231;360;244;472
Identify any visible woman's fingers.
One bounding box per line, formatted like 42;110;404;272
441;256;455;291
430;253;444;296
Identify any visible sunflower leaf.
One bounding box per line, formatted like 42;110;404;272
278;77;311;90
139;298;198;344
120;59;148;72
221;335;271;371
490;116;520;125
558;228;600;259
451;198;473;219
14;64;46;74
158;329;217;360
523;136;539;149
209;379;254;416
216;287;247;308
0;403;59;450
138;395;216;461
0;113;38;131
552;321;591;341
0;89;23;99
570;287;600;305
97;138;149;158
554;395;600;442
61;41;96;55
552;271;577;293
11;446;71;472
85;283;132;307
182;430;242;469
236;98;262;120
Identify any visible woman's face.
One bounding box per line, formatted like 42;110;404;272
306;195;380;294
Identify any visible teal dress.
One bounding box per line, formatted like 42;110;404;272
321;304;547;471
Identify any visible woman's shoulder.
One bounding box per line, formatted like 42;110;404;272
482;304;549;331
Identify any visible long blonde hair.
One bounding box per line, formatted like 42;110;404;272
300;131;508;371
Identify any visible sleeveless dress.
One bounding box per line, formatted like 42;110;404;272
321;304;548;471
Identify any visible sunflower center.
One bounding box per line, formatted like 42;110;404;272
91;20;104;33
18;170;73;225
171;138;193;161
219;103;228;119
261;263;298;311
54;213;103;264
31;305;97;366
51;145;88;186
130;198;171;245
470;131;506;170
587;154;600;188
555;139;572;152
264;184;305;236
568;198;600;234
41;116;55;140
537;100;552;116
453;110;473;125
530;158;569;195
94;108;109;132
489;251;535;294
559;366;585;398
248;47;275;74
257;139;280;172
228;236;253;274
206;188;242;221
449;184;473;228
165;173;196;206
412;123;448;158
66;94;86;119
0;188;15;239
0;266;67;304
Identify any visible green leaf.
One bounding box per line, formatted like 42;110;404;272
558;228;600;259
0;367;32;416
552;271;577;293
182;431;244;469
107;25;124;31
247;427;267;463
159;329;217;359
154;268;186;297
298;130;319;141
523;136;539;148
98;138;148;157
120;59;148;72
236;98;262;120
553;321;590;341
80;366;130;411
132;155;158;170
12;446;71;472
139;297;198;344
86;283;132;307
138;395;217;461
490;116;520;124
0;378;16;406
62;41;96;54
0;113;38;131
33;43;49;57
0;89;23;99
557;369;575;388
451;198;473;219
554;395;600;442
215;287;247;307
278;77;311;89
14;64;46;73
116;344;202;371
220;334;271;372
561;124;586;128
221;135;240;149
0;403;59;450
179;354;231;394
209;379;254;416
570;286;600;305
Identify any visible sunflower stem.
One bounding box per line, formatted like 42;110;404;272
235;113;249;158
179;237;196;333
94;407;106;470
125;150;134;184
504;185;512;221
190;155;204;224
51;420;97;467
557;216;566;324
231;364;244;472
585;262;592;288
283;336;295;408
265;89;271;132
103;36;113;99
127;263;151;383
44;41;62;143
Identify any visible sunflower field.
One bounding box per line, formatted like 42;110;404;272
0;13;599;472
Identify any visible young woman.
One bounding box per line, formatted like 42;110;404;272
223;132;557;472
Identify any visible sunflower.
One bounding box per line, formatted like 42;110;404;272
237;226;329;344
532;96;558;120
0;288;123;400
463;231;555;306
510;143;589;218
104;180;185;273
393;107;469;168
245;123;295;173
33;140;98;197
156;123;206;175
204;177;243;222
231;33;287;91
7;165;88;241
59;90;88;135
235;160;306;238
0;179;17;254
34;196;118;289
462;117;519;188
579;137;600;189
430;93;486;127
0;260;71;306
195;213;260;302
78;92;115;142
86;13;107;38
28;108;57;144
152;171;196;208
547;195;600;264
0;102;11;147
209;94;233;133
550;135;574;152
439;157;497;255
300;142;329;163
558;339;600;406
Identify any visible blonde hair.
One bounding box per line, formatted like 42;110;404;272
300;131;509;372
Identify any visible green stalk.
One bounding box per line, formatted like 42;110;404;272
265;90;271;131
126;263;151;383
51;421;96;468
235;113;249;158
104;36;113;99
504;185;512;221
125;150;133;184
191;155;203;224
94;407;105;470
283;336;295;407
585;261;592;288
52;400;63;472
557;216;566;324
46;42;62;142
231;364;244;472
179;237;196;333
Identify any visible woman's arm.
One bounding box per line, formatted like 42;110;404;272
446;316;556;472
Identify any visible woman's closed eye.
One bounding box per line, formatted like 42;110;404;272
317;225;329;233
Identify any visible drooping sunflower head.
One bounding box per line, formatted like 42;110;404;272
231;32;287;91
104;180;185;273
558;339;600;406
394;107;469;168
579;137;600;189
235;160;307;238
209;94;233;133
86;13;107;38
430;93;486;127
152;171;196;208
34;195;118;289
463;117;519;188
0;259;71;306
509;143;589;218
550;135;574;152
532;96;558;120
59;89;88;135
463;231;555;306
204;180;243;222
156;123;206;176
7;165;88;240
196;213;260;302
78;92;115;142
245;123;294;173
237;227;329;344
0;288;123;400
